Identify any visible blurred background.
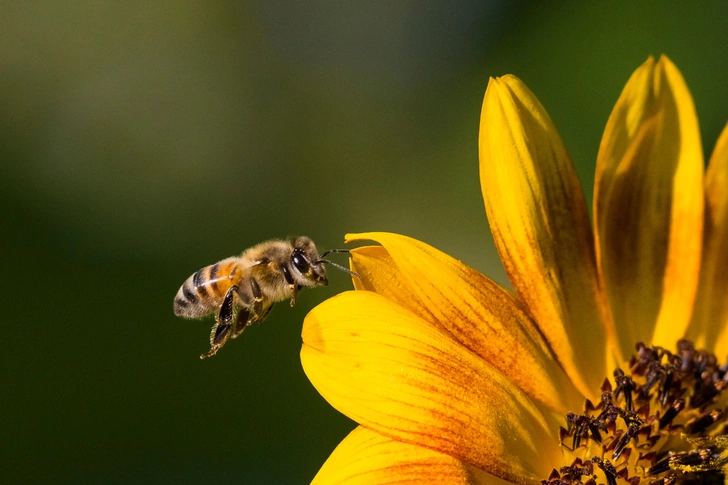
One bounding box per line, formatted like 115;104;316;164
2;2;727;483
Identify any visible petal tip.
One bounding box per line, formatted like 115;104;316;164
345;232;387;244
656;53;673;66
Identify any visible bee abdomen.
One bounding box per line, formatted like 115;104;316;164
174;278;206;318
174;261;238;318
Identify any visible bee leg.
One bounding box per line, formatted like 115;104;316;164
259;303;274;322
201;323;231;359
231;308;250;339
200;285;237;359
248;278;265;324
289;285;302;307
281;265;298;307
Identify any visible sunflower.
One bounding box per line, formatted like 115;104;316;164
301;56;728;485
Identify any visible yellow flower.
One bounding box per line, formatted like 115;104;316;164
301;56;728;485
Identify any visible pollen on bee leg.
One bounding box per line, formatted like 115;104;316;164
542;340;728;485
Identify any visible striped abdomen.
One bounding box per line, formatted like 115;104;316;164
174;257;244;319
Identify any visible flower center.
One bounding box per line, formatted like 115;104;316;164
544;340;728;485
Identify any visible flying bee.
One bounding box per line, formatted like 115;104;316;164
173;236;357;359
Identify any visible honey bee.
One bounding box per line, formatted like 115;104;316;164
173;236;357;359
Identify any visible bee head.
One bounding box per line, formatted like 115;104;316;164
290;237;328;286
288;236;360;287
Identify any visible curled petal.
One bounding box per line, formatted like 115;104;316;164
595;55;704;356
691;123;728;355
479;74;613;399
301;291;560;483
345;232;582;413
311;426;504;485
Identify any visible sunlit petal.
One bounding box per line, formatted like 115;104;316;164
345;232;583;413
690;123;728;355
311;426;507;485
479;74;613;399
301;291;560;483
594;55;704;357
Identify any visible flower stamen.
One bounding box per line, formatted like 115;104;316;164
544;340;728;485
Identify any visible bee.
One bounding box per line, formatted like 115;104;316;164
173;236;357;359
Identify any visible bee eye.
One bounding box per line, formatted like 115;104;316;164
291;250;309;273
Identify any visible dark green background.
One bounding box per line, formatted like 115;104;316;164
2;2;726;483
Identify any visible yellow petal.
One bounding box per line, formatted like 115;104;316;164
311;426;507;485
594;55;704;357
301;291;560;483
479;74;613;399
690;123;728;355
345;232;583;413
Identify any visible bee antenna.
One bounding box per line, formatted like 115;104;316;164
317;259;360;279
319;248;350;259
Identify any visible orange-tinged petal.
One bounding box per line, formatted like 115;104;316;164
345;232;583;413
479;74;613;399
594;56;704;357
311;426;504;485
690;123;728;355
301;291;560;483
